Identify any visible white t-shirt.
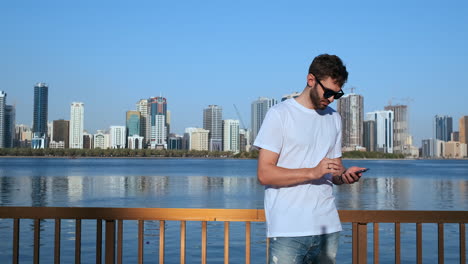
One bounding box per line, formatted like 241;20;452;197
254;98;343;237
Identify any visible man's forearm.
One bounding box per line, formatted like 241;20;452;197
257;164;320;187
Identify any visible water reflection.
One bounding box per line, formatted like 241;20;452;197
0;158;467;211
0;174;467;211
335;177;468;211
0;175;264;209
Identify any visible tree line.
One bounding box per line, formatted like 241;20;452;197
0;148;404;159
342;151;405;159
0;148;260;159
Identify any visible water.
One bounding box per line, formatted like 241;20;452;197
0;158;467;263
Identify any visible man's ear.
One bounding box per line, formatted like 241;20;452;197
306;73;315;86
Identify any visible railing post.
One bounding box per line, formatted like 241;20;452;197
13;218;20;264
353;222;368;264
105;220;116;264
34;219;40;264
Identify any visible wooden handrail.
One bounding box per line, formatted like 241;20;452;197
1;207;467;222
0;207;266;221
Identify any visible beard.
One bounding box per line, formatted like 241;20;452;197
309;83;328;110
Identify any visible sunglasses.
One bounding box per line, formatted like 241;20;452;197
314;76;345;99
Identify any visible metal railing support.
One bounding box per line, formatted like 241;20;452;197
353;222;368;264
105;220;116;264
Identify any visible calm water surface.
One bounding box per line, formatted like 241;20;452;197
0;158;467;263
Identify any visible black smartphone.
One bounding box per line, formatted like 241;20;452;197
356;168;369;173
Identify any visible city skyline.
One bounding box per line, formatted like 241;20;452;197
2;83;465;148
2;1;468;146
5;84;468;157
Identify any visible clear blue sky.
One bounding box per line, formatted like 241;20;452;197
2;0;467;147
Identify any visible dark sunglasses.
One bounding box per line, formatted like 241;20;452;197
314;76;345;99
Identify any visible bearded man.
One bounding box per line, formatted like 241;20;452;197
254;54;366;264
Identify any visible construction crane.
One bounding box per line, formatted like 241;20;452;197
233;104;247;131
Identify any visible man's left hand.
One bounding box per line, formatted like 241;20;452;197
341;166;366;184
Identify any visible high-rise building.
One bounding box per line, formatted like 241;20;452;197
251;97;277;144
47;121;53;146
136;99;148;145
183;127;197;150
186;128;209;151
338;94;364;150
421;138;445;158
15;124;32;148
384;104;411;154
365;110;394;153
421;139;433;158
52;119;69;148
0;93;13;148
83;132;93;149
223;119;240;153
239;128;249;152
4;105;15;148
127;135;144;149
168;134;183;150
203;105;223;151
166;110;171;143
363;120;376;152
451;131;460;141
110;126;126;149
69;102;84;149
444;141;467;159
148;97;168;149
434;115;453;142
459;116;468;144
126;111;141;138
93;130;108;149
32;83;48;149
0;91;5;148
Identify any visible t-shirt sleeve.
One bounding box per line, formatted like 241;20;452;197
253;108;283;154
330;112;342;158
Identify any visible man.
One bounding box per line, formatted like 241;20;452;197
254;54;366;264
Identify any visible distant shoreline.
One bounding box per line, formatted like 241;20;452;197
0;155;244;160
0;156;466;161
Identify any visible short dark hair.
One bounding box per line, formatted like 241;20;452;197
308;54;348;87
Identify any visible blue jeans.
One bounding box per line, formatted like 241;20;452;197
268;232;340;264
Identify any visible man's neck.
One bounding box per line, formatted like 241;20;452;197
295;86;316;110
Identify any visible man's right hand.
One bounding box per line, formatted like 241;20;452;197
315;158;341;177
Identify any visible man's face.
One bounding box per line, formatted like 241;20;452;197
308;75;343;110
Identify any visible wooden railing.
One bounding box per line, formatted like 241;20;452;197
0;207;466;264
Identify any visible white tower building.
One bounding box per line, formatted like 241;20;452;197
203;105;223;151
0;91;6;148
151;115;167;149
110;126;126;149
69;102;84;149
223;119;240;153
365;110;394;153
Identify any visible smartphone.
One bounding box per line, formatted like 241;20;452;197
356;168;369;173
